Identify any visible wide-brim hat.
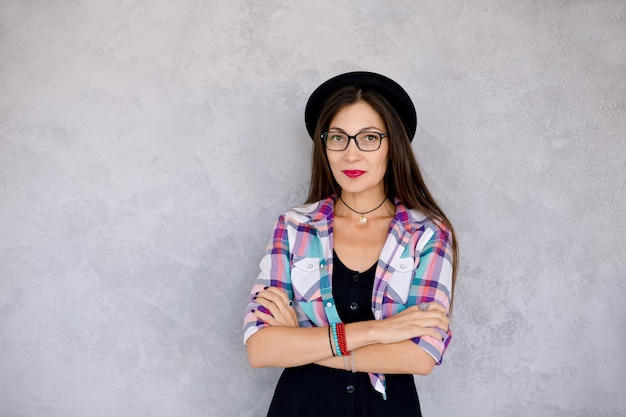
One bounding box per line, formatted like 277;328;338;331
304;71;417;142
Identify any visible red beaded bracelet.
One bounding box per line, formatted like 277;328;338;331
336;322;350;356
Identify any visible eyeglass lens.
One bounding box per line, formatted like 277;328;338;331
324;132;383;151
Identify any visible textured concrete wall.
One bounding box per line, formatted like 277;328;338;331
1;1;625;416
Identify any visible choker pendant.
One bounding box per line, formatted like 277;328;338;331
339;195;387;227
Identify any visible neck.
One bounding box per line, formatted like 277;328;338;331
336;193;393;227
339;190;387;211
340;194;383;212
337;191;394;220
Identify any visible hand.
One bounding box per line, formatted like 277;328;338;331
252;287;299;328
373;302;449;345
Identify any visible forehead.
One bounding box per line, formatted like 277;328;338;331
329;101;386;131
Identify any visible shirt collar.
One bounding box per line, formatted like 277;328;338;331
390;197;427;236
294;195;426;234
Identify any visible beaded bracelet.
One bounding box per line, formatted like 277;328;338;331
343;354;351;371
336;322;350;356
331;323;342;357
343;350;357;372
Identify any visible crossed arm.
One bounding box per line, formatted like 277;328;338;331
245;287;449;375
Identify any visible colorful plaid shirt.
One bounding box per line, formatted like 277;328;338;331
243;195;454;399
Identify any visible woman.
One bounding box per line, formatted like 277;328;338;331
243;71;458;416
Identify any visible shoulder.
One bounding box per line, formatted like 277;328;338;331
394;200;452;239
289;201;321;217
279;196;335;226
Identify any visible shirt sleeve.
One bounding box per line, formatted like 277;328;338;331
243;214;293;345
409;223;454;364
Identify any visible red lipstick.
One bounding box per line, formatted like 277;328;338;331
343;170;365;178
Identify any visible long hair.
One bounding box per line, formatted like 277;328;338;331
305;85;459;308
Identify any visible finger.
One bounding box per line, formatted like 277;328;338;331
430;303;448;314
401;309;450;332
263;287;292;306
406;322;445;340
256;289;288;307
253;304;298;328
252;309;279;326
254;296;285;318
421;328;446;342
425;331;445;342
410;305;450;324
417;302;430;312
419;315;450;332
413;302;447;314
414;319;448;332
404;308;450;327
430;314;450;328
256;290;293;317
254;297;296;327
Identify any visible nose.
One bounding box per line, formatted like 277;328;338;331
343;137;362;160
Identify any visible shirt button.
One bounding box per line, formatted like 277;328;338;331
352;274;360;283
350;302;358;311
346;385;355;394
326;302;332;308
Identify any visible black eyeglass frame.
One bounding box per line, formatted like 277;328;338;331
321;131;388;152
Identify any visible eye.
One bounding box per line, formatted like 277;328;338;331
361;133;380;142
328;133;347;143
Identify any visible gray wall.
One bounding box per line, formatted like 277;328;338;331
1;1;624;416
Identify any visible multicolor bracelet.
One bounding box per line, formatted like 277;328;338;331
331;323;342;357
330;322;350;357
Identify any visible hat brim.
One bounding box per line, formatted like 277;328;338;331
304;71;417;142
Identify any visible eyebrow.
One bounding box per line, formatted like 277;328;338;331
327;126;385;132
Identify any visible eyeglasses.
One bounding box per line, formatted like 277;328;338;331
321;131;388;152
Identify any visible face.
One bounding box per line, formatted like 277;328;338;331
325;101;389;196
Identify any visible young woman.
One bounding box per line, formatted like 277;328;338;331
243;71;458;416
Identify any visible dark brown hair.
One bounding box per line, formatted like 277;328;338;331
305;85;459;307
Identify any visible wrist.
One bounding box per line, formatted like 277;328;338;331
344;320;380;350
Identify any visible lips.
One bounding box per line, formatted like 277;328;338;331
343;170;366;178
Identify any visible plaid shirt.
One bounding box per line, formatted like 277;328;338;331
243;195;454;399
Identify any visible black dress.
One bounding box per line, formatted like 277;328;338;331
266;252;422;417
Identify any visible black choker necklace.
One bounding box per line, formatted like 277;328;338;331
339;195;387;226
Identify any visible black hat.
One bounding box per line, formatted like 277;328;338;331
304;71;417;142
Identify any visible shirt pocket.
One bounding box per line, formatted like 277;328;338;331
291;257;323;302
386;258;414;305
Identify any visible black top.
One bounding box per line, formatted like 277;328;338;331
266;252;421;417
332;251;377;323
